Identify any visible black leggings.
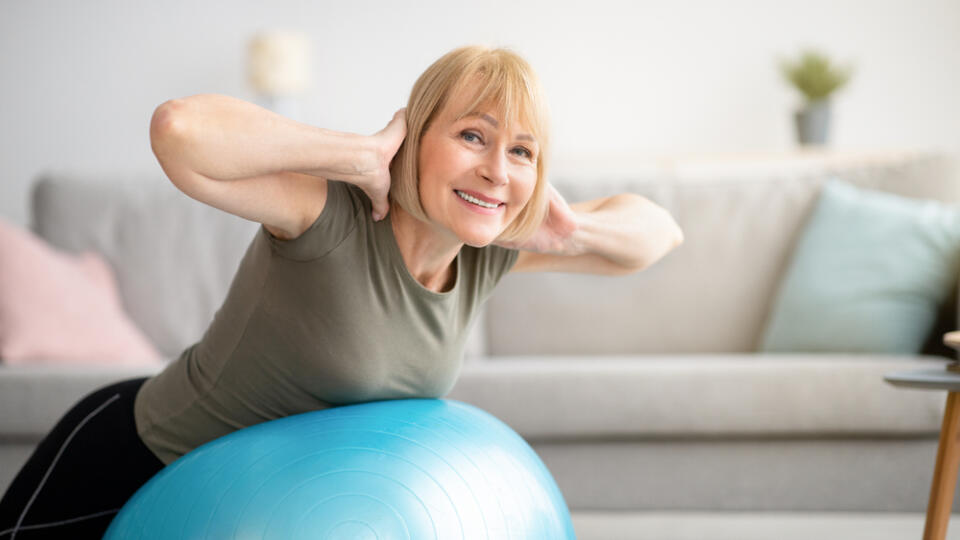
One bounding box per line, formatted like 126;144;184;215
0;377;165;539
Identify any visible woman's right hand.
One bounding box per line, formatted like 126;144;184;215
359;108;407;221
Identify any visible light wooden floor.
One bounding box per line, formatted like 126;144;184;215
572;511;960;540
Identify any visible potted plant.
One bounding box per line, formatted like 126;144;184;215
777;49;854;145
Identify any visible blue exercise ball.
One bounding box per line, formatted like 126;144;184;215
105;399;575;539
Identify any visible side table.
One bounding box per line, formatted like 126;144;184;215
884;330;960;540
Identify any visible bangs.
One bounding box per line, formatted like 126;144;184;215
447;58;544;147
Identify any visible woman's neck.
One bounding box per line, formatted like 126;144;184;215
389;204;463;293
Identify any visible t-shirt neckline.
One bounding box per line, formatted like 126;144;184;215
380;213;460;299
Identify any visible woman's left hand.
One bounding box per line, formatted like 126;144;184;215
494;183;580;255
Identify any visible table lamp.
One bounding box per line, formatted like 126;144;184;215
247;30;311;121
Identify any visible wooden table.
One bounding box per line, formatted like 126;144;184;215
884;331;960;540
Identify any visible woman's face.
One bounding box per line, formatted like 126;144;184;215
416;92;539;247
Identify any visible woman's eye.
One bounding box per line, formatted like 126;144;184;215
512;147;533;159
461;131;533;160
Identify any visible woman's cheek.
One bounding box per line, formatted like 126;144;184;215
519;177;537;206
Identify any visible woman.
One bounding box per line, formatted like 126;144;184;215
0;44;683;538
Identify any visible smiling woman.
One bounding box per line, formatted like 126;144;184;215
388;45;551;247
0;44;682;538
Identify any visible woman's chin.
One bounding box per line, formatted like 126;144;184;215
461;237;496;249
457;228;501;248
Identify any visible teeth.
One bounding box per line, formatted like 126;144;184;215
456;190;499;209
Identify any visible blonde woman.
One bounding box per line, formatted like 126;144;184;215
0;45;683;538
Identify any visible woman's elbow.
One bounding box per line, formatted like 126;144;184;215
673;225;685;248
635;224;684;272
150;99;191;141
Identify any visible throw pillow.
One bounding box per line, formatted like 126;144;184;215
0;217;164;366
759;178;960;354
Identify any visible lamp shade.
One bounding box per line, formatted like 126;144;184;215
247;31;310;96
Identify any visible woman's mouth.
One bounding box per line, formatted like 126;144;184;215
454;189;504;214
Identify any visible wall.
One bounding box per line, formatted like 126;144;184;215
1;0;958;226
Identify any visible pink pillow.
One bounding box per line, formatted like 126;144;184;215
0;217;164;366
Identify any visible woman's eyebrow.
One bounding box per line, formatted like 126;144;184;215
463;112;536;143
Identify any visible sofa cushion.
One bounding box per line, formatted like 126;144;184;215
29;174;260;360
0;356;947;438
0;365;162;435
0;218;163;367
446;355;948;438
760;178;960;354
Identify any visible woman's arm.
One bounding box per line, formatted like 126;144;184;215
501;186;684;275
150;94;405;238
152;94;377;183
565;193;684;272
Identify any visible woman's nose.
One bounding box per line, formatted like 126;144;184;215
478;148;509;186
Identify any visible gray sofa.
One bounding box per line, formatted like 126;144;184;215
4;150;960;539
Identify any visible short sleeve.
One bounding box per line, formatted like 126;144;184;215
260;179;361;261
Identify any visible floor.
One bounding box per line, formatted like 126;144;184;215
571;511;960;539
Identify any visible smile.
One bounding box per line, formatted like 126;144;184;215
453;189;504;214
455;190;503;209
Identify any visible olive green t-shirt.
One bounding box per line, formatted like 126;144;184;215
134;180;519;465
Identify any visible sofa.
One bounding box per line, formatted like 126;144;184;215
4;149;960;539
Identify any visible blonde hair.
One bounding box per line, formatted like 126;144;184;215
388;44;551;244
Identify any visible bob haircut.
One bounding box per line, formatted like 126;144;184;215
388;44;551;244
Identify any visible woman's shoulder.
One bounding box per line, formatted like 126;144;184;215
260;180;366;261
463;242;520;288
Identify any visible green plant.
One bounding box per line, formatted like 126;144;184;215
778;49;854;103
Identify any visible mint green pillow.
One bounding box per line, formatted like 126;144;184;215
760;178;960;354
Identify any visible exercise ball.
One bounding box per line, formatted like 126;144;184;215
105;399;575;539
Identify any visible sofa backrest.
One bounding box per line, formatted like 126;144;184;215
31;173;260;360
29;151;960;361
484;151;960;356
29;173;492;361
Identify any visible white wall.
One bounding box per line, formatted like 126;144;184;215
1;0;958;227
